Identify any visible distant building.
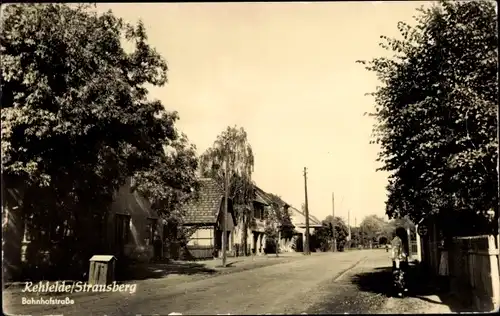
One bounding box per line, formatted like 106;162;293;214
179;178;237;259
279;205;322;252
181;178;273;259
179;178;325;258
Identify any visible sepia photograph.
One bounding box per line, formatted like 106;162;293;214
1;1;499;315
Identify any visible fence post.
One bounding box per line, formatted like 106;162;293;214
488;236;500;311
416;224;422;262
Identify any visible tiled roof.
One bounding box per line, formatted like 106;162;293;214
181;178;224;224
181;179;321;228
254;186;282;206
254;190;270;205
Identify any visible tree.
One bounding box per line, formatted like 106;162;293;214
313;215;348;251
1;4;194;277
133;132;200;228
199;126;255;256
359;215;386;247
350;227;362;248
280;207;295;241
358;0;498;234
388;216;415;233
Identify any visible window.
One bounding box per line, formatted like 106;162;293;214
253;204;265;220
145;218;158;245
115;214;131;245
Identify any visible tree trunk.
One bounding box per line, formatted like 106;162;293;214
241;214;248;256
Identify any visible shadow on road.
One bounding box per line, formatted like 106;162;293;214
117;261;217;281
350;263;472;313
350;266;394;298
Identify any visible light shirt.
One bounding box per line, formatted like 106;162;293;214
390;236;407;261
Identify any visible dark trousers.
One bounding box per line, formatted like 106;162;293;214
392;260;408;272
392;260;408;291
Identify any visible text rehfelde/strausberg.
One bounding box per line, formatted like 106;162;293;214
22;281;137;294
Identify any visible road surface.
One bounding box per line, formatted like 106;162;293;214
3;250;455;315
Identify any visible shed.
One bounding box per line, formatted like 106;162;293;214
88;255;117;286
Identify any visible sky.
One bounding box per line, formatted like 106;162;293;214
95;1;433;226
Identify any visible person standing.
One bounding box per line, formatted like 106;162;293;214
390;227;409;296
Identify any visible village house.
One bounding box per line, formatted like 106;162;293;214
114;175;322;259
179;178;237;259
231;184;323;255
279;206;322;252
2;177;166;282
105;177;165;262
232;185;284;256
181;178;326;259
180;178;275;259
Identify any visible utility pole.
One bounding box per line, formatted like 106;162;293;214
221;147;230;267
348;209;351;243
303;167;311;255
354;216;357;248
332;192;336;252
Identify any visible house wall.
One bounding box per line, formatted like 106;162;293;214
188;227;214;246
231;203;266;256
252;207;268;255
286;207;320;252
2;177;162;277
231;217;266;255
184;223;237;260
107;178;163;262
184;226;216;259
254;218;266;233
216;199;320;256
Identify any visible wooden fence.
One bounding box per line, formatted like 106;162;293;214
183;245;214;260
419;220;441;275
183;246;242;260
449;235;499;312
